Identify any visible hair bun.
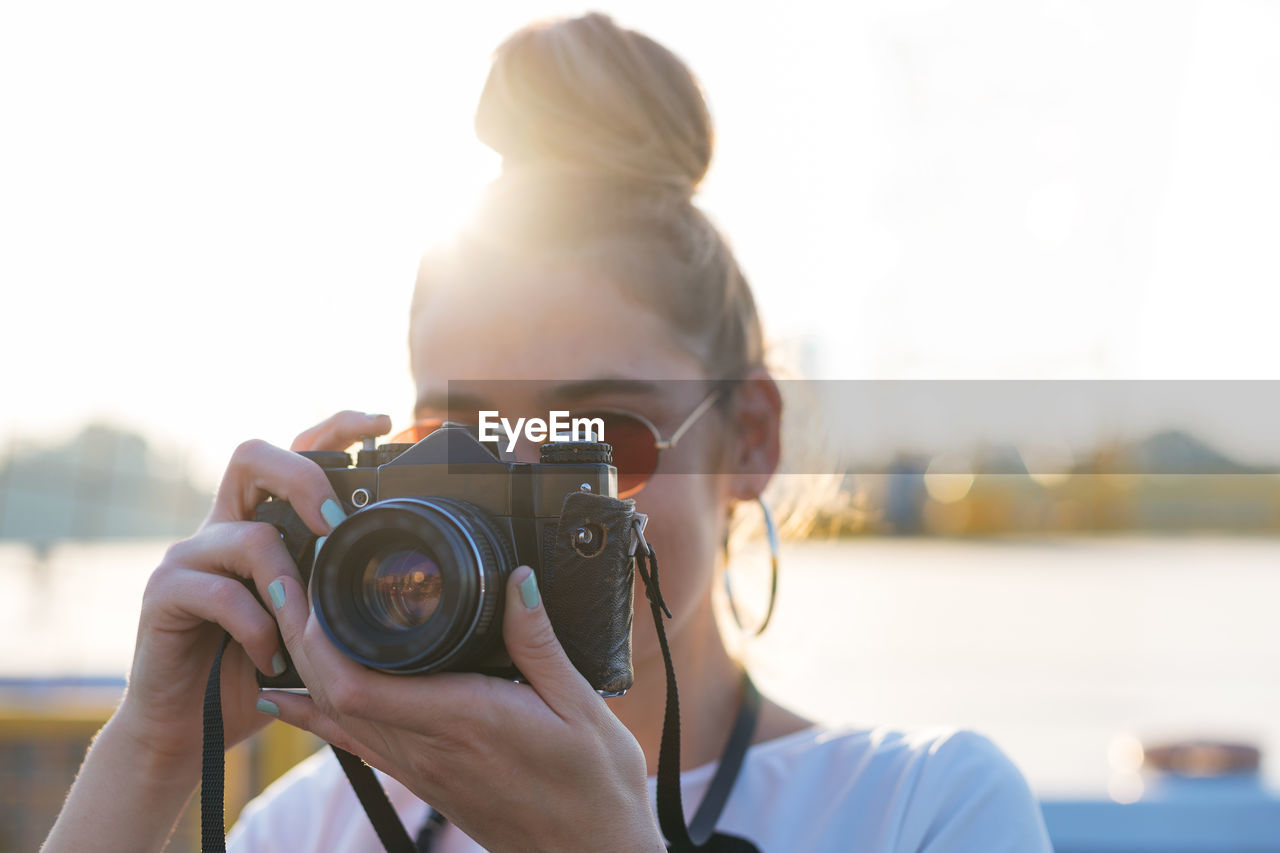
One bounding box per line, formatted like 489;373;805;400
474;12;713;200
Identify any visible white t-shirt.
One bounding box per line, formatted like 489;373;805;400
227;724;1052;852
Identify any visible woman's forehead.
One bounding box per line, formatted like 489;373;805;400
409;275;705;393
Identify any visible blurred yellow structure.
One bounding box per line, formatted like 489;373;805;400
0;687;322;852
816;473;1280;537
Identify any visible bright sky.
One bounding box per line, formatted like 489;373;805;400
2;1;1279;484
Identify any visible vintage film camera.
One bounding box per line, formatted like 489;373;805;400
254;424;639;695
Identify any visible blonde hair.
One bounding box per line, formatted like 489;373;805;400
411;11;763;380
409;13;843;559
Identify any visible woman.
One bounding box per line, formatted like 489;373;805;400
44;12;1052;852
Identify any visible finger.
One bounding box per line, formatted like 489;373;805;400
291;411;391;453
256;692;412;803
256;691;383;763
501;566;597;719
208;438;348;534
153;567;285;678
266;573;390;721
164;521;303;612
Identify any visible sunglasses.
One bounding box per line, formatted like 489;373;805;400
390;387;725;498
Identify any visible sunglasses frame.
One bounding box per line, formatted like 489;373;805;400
561;385;727;496
579;385;725;451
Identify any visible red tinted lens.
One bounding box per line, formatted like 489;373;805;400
589;412;659;498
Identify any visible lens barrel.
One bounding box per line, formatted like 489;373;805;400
310;497;514;674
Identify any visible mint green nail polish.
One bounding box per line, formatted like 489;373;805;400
365;412;386;420
321;498;347;530
519;570;540;610
270;652;286;676
256;697;279;717
268;580;285;610
314;536;327;556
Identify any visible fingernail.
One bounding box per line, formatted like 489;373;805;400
270;652;286;676
268;580;285;610
518;569;540;610
314;536;327;556
365;412;386;420
256;697;279;717
321;498;347;531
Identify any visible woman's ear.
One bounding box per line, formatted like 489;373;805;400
725;368;782;501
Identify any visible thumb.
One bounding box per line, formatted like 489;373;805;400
503;566;595;717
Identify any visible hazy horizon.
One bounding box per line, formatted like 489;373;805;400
4;1;1279;484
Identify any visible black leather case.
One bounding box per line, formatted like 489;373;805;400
541;491;637;695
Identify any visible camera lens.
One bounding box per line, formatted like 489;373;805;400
362;545;444;629
310;497;514;674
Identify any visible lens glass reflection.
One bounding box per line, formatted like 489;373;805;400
361;545;444;629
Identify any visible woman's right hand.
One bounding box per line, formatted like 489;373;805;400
112;410;392;770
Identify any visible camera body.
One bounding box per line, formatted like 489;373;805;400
254;425;638;695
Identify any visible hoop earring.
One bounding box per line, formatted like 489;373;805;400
724;497;779;636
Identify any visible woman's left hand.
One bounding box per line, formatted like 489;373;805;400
261;565;665;853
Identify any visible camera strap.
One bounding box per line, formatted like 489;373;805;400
201;634;232;852
199;632;420;853
633;540;764;853
199;534;762;852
